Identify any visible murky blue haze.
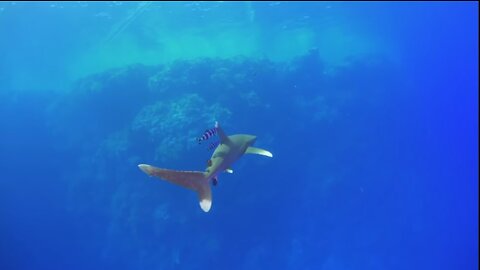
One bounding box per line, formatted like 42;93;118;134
0;2;478;270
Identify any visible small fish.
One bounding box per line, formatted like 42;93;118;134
207;141;220;151
197;126;217;144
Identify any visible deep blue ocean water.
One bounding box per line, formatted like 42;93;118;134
0;2;478;270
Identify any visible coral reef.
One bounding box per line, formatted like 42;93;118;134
46;51;399;269
132;93;231;162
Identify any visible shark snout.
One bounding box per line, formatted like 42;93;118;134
248;135;257;145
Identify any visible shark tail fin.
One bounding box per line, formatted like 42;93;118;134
245;146;273;157
138;164;212;212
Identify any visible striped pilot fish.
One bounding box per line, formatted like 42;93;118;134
197;127;217;144
197;122;219;144
207;140;220;151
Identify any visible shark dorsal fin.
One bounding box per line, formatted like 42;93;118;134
245;146;273;157
215;121;230;145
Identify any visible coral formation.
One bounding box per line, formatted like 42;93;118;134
45;52;399;269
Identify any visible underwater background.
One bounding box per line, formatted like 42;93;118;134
0;2;478;270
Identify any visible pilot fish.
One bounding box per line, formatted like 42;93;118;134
197;126;217;144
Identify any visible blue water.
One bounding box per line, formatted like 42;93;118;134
0;2;478;270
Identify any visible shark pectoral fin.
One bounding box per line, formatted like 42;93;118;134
138;164;212;212
225;168;233;174
245;146;273;158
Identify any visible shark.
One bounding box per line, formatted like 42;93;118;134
138;122;273;212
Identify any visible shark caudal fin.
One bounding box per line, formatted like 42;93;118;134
245;146;273;157
138;164;212;212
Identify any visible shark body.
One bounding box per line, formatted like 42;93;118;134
138;122;272;212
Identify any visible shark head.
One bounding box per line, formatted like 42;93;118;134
228;134;257;149
245;135;257;146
